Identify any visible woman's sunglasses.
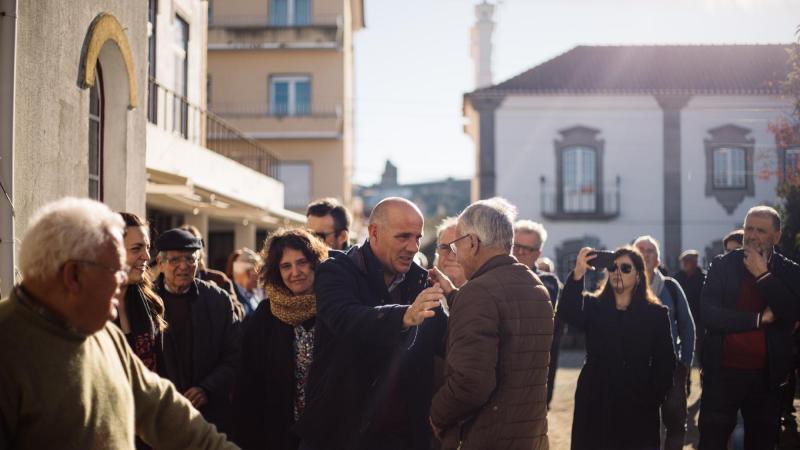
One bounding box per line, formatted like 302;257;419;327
608;263;633;274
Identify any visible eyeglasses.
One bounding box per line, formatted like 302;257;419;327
608;263;633;274
444;234;471;254
512;243;539;255
437;243;453;254
166;254;199;266
73;260;130;282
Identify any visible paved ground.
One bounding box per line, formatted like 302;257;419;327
547;350;799;450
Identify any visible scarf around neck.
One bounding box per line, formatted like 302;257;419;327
651;269;665;296
266;284;317;326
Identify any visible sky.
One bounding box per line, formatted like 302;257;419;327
351;0;800;187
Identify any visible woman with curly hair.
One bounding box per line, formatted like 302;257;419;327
557;246;676;450
232;228;328;450
114;212;167;372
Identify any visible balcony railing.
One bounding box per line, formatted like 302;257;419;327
539;176;621;221
210;103;341;118
210;13;342;28
147;78;279;179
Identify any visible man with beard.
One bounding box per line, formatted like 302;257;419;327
698;206;800;449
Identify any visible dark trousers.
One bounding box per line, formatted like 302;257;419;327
698;367;782;450
662;364;689;450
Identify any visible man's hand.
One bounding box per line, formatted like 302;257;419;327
183;387;208;408
429;416;443;441
761;306;775;325
743;243;769;278
403;285;443;328
429;267;456;295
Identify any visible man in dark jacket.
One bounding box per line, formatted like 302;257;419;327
698;206;800;449
154;228;241;433
295;197;447;450
429;199;552;450
674;249;706;361
512;219;562;406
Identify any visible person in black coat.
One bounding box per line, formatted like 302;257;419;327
231;228;328;450
153;228;241;433
698;206;800;449
293;198;448;450
557;246;676;450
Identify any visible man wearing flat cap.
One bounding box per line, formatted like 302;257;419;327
154;228;242;433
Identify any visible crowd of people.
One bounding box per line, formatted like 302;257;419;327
0;194;798;450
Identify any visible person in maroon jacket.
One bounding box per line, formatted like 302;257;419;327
698;206;800;450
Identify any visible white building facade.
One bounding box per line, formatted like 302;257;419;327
465;45;794;277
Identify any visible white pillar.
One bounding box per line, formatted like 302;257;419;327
234;221;257;251
470;1;495;89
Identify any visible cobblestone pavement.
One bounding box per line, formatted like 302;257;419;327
547;350;799;450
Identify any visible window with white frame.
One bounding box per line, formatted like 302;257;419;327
785;147;800;182
562;146;596;212
277;162;311;209
712;147;747;189
88;64;104;201
269;0;311;26
269;76;310;116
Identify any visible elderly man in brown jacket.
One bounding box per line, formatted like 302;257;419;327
429;197;553;450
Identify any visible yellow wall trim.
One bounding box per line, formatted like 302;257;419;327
79;12;138;109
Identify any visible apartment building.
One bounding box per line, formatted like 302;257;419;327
145;0;304;270
207;0;364;211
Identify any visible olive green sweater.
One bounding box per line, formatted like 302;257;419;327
0;288;239;450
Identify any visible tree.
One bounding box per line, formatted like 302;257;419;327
770;26;800;261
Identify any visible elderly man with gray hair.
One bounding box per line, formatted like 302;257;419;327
429;197;552;449
0;197;236;449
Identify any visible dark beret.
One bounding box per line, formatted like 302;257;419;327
155;228;203;253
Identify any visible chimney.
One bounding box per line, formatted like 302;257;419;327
470;1;495;88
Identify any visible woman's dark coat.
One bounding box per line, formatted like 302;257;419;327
231;300;313;450
556;274;676;450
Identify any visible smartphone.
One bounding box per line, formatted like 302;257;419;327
588;250;615;270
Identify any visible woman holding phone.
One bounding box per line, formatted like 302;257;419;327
557;246;676;450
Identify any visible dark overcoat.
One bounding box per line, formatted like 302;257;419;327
231;300;313;450
293;243;447;450
556;274;676;450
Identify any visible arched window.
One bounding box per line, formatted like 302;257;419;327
88;64;104;201
562;146;596;212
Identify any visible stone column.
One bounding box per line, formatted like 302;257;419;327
655;94;691;271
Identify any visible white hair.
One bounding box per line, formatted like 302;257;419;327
514;220;548;250
633;235;661;261
458;197;518;252
435;216;459;243
19;197;124;282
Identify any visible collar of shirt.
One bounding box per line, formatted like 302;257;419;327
387;272;406;293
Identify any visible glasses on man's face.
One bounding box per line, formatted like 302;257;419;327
512;243;538;255
74;260;130;283
437;243;453;254
608;263;633;274
444;234;471;255
166;254;199;266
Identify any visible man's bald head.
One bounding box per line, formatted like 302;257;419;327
367;197;424;281
369;197;423;226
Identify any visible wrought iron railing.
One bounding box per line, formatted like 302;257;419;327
147;78;279;179
539;176;621;220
